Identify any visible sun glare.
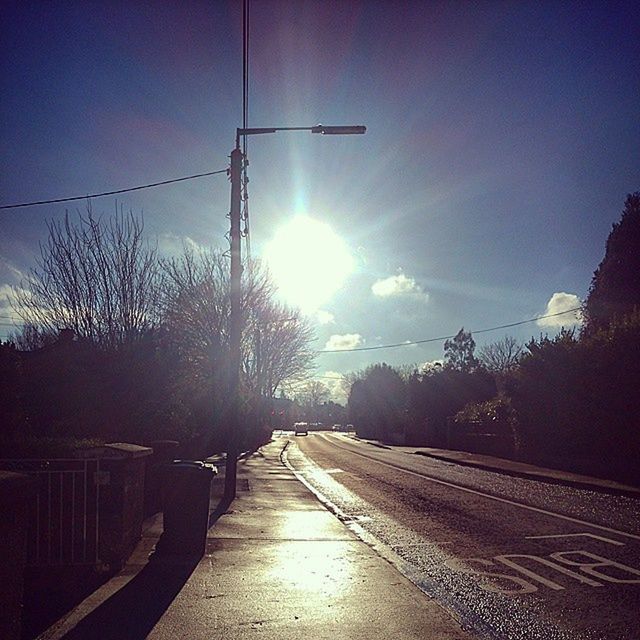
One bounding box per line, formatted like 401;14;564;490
263;216;354;312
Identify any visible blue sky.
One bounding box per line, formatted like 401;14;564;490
1;1;639;399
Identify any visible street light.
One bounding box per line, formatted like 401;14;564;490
223;123;366;505
236;124;366;142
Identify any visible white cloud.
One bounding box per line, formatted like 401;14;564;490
158;233;204;256
316;310;335;325
0;284;28;311
0;284;30;328
325;333;363;351
0;256;26;282
371;271;428;302
537;292;583;328
0;284;13;309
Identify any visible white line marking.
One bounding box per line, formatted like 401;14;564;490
526;533;625;546
317;433;640;542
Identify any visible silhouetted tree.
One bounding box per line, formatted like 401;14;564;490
0;341;23;441
295;380;330;408
11;323;57;351
406;365;496;446
347;363;406;440
12;206;161;349
293;380;331;424
478;336;523;374
583;192;640;332
507;316;640;482
444;328;479;372
161;248;314;452
244;300;314;400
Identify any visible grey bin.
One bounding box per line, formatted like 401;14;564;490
157;460;217;557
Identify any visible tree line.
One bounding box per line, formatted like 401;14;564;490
0;205;314;457
347;193;640;484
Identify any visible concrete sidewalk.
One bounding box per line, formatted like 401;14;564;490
41;439;471;640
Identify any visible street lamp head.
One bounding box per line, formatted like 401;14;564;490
311;124;366;135
237;124;366;139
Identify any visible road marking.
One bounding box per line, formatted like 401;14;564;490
446;557;540;594
317;433;640;542
526;533;625;546
447;549;640;595
495;553;603;589
550;550;640;584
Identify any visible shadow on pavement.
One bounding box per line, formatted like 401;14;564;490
207;498;231;529
59;556;199;640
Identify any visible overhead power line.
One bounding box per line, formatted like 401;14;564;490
0;308;582;350
318;307;582;354
0;168;229;211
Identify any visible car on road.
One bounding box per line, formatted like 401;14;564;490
293;422;309;436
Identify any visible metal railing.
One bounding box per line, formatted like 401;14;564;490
0;458;101;566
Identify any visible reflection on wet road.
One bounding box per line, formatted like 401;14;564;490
281;432;640;640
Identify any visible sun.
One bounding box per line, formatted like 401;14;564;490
263;216;354;312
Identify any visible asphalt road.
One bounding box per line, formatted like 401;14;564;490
281;431;640;640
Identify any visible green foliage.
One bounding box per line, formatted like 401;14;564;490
444;328;480;372
453;395;516;437
450;395;518;457
583;192;640;332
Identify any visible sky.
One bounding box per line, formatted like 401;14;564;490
1;1;639;401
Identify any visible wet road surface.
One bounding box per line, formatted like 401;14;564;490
282;431;640;640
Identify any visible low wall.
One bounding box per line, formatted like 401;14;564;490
89;443;153;569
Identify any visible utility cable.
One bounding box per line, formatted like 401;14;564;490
317;307;582;354
241;0;252;259
0;168;229;210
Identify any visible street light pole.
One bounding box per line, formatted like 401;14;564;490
223;143;244;505
223;123;365;506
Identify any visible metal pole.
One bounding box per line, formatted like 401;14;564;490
223;144;244;505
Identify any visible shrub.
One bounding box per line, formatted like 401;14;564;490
507;316;640;481
453;395;516;437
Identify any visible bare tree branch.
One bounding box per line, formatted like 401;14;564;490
12;205;161;349
478;335;523;374
161;249;315;402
